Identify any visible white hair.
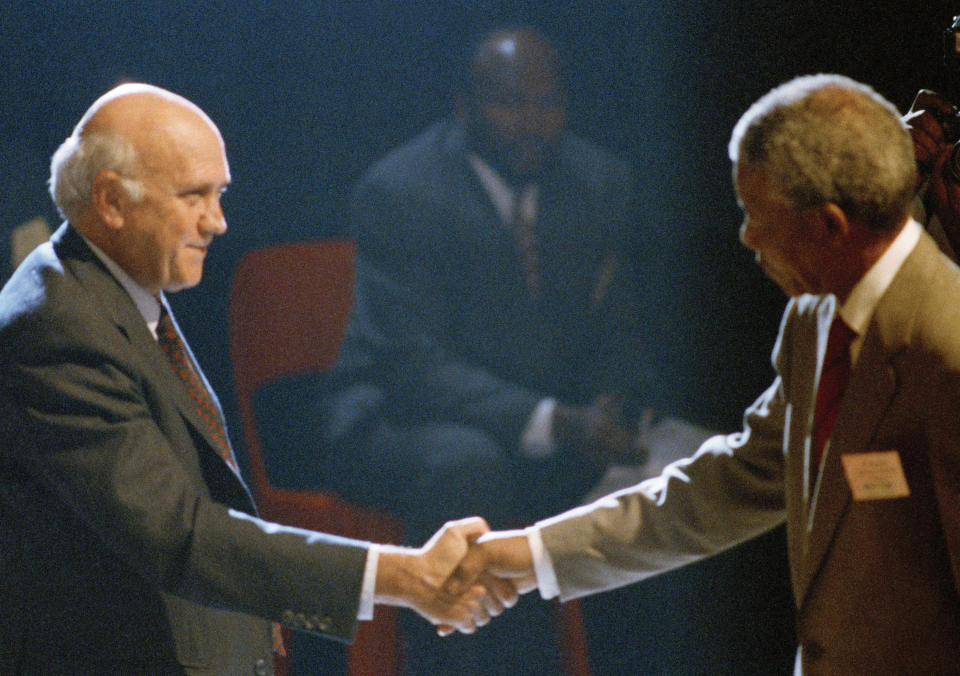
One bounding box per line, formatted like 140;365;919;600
728;73;916;231
48;130;144;222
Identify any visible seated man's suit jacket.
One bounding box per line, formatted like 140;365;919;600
296;119;651;474
536;228;960;674
0;225;369;675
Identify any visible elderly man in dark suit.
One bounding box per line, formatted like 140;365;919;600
457;73;960;674
0;83;513;675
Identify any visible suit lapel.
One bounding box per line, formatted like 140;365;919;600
58;226;244;483
798;327;896;600
444;126;539;299
796;232;938;606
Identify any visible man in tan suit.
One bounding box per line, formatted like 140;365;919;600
451;74;960;673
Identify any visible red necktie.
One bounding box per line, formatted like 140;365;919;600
157;302;238;472
511;191;540;298
157;304;286;657
812;316;856;468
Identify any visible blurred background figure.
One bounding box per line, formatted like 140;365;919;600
254;25;694;674
904;15;960;260
905;87;960;258
0;133;54;285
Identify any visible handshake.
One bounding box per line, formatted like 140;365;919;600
373;393;655;634
374;517;537;636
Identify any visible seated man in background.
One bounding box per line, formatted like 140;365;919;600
257;24;680;674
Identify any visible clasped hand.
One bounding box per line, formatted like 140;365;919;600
378;517;517;636
385;518;540;636
430;524;539;637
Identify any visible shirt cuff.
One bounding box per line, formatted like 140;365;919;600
358;544;379;621
520;398;557;458
526;525;560;600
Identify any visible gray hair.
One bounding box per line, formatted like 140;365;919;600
48;131;144;222
728;73;916;232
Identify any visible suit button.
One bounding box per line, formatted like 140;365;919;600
253;657;270;675
315;615;331;633
804;641;824;660
280;610;295;624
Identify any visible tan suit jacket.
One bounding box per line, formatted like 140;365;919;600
539;229;960;674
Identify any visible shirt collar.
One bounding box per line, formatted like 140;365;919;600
467;153;538;224
838;217;921;338
80;233;164;336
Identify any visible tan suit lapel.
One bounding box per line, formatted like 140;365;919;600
798;327;897;602
796;231;938;607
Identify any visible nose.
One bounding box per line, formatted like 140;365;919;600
200;195;227;236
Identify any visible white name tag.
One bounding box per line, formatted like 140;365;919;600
841;450;910;501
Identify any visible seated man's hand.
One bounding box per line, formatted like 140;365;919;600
554;393;648;468
374;517;518;635
904;89;960;250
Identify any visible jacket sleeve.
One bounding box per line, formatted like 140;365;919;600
0;298;369;643
537;302;796;601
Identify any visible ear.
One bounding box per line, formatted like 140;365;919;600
90;170;128;230
817;202;851;239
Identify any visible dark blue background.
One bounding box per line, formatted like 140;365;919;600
1;2;954;672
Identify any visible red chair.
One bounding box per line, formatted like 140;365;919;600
229;238;592;675
229;239;403;675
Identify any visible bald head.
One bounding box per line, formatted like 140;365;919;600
75;83;218;139
50;84;227;223
469;28;562;97
458;27;567;183
49;83;230;294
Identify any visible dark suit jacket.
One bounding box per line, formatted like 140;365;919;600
0;225;369;675
299;119;650;466
538;226;960;674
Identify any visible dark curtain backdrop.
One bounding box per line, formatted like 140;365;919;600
1;1;955;672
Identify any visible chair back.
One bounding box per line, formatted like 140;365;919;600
229;239;402;675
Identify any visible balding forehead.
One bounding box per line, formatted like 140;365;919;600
488;34;518;58
77;84;214;141
474;29;557;69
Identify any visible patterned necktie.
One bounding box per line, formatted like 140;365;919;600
812;316;856;468
510;189;540;298
156;302;239;472
156;303;284;658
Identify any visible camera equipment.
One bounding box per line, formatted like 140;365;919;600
940;14;960;181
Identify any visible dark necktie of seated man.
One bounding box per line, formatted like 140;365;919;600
511;189;540;298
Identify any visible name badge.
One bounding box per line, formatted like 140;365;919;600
841;450;910;501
